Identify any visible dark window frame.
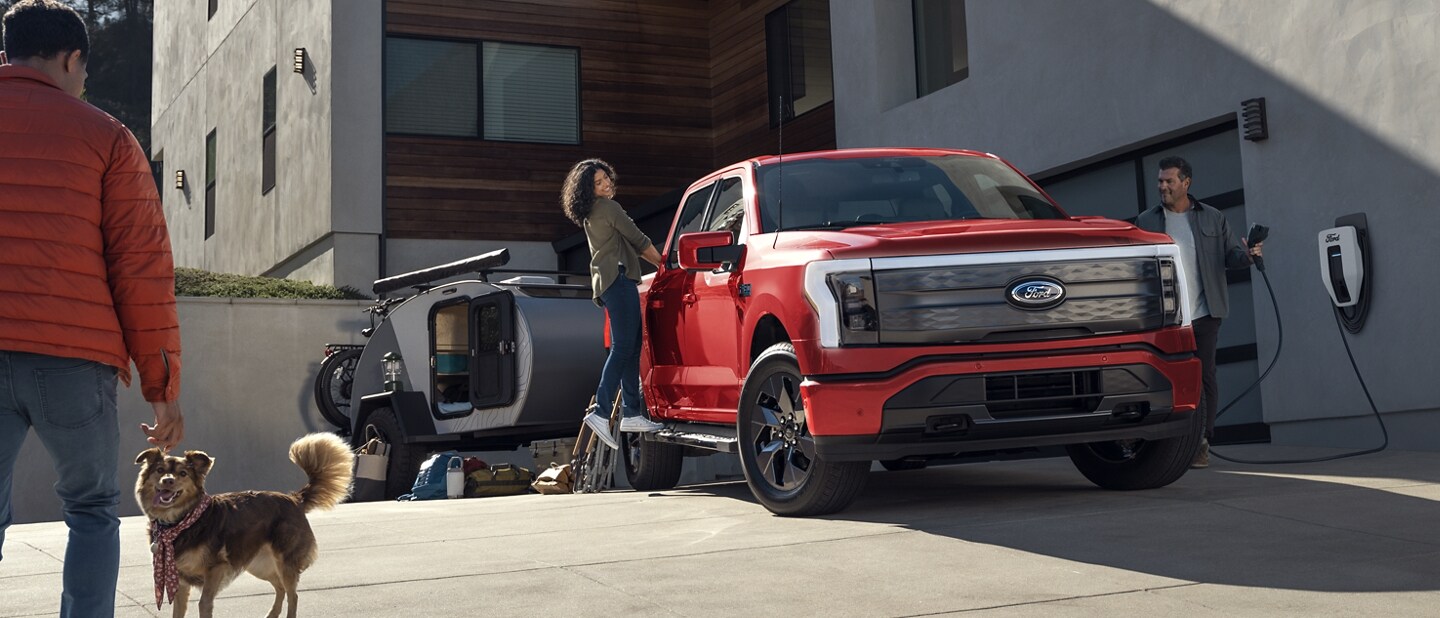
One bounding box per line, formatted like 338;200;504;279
765;0;835;128
262;67;277;195
913;0;969;97
383;34;582;146
150;152;163;204
205;129;216;240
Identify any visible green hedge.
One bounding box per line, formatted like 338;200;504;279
175;268;369;300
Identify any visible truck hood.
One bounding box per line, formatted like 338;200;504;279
777;218;1172;260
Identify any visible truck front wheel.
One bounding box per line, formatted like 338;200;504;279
1065;405;1203;490
737;343;868;517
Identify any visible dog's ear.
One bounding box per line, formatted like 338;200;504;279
184;450;214;476
135;448;163;467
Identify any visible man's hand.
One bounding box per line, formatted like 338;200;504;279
141;401;184;451
1249;240;1264;258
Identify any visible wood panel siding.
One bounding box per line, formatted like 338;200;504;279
384;0;836;243
710;0;835;168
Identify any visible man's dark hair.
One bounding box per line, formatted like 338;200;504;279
1158;156;1192;181
2;0;89;62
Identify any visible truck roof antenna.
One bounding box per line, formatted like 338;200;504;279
772;95;784;250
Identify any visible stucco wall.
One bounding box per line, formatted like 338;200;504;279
151;0;384;291
832;0;1440;448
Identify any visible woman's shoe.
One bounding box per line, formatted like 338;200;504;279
584;412;619;449
619;416;665;433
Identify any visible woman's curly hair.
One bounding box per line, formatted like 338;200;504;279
561;158;617;226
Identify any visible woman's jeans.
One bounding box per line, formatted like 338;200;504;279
0;351;121;618
596;267;645;419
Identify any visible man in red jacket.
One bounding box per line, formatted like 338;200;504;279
0;1;184;615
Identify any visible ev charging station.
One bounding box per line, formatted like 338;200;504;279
1318;213;1371;333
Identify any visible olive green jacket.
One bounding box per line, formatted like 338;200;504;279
584;197;654;306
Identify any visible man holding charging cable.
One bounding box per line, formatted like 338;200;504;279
1136;156;1262;469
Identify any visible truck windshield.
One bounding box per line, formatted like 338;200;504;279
756;155;1066;232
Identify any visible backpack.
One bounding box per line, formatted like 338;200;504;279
398;451;460;501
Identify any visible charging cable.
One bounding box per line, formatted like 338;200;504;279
1207;232;1389;465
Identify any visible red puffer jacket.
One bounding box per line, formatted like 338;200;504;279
0;64;180;402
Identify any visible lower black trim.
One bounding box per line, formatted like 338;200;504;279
1213;421;1271;445
814;411;1192;462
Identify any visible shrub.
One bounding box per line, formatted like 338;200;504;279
175;268;369;300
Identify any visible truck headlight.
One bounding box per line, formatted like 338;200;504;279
827;272;879;344
1158;258;1181;326
802;258;874;347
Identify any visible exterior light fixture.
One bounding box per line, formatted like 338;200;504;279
174;169;186;190
1241;97;1268;141
382;351;405;392
293;48;306;74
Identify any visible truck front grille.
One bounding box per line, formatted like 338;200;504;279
872;258;1165;344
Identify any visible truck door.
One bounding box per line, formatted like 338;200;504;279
646;181;716;416
469;290;516;409
682;176;748;422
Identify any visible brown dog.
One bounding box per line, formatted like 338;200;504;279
135;433;354;618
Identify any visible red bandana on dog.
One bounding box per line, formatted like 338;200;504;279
149;494;212;609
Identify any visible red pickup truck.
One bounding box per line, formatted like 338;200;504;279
624;148;1202;516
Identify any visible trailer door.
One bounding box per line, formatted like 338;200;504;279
469;290;517;409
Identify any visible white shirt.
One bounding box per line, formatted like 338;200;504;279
1164;207;1210;319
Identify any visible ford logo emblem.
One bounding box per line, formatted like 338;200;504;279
1007;279;1066;310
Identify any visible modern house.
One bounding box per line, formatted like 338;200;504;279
153;0;1438;450
151;0;835;292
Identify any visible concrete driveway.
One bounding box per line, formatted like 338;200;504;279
3;445;1438;616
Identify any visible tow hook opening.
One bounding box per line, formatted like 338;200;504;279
1110;402;1150;422
925;414;972;436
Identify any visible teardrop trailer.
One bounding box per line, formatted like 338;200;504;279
314;249;608;499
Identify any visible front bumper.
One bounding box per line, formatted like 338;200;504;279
801;347;1200;462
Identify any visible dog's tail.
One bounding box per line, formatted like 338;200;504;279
290;433;355;512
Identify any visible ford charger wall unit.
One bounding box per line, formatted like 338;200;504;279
623;148;1205;516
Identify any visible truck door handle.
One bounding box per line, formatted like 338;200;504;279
682;293;698;305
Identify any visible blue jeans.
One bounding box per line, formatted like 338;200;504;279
0;351;121;618
596;267;645;419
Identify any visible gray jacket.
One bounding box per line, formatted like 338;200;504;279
1135;197;1252;319
584;197;654;307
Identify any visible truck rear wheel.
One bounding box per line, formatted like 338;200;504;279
360;407;425;500
1065;406;1202;490
623;433;683;491
737;343;868;517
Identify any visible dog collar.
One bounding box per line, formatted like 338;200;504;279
150;494;211;609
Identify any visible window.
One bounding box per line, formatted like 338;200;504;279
385;37;580;144
705;178;746;235
483;42;579;144
205;130;216;240
262;67;276;194
150;152;163;203
208;0;217;20
765;0;833;127
386;38;479;137
914;0;968;97
666;182;716;266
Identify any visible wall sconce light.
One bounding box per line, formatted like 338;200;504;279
174;169;186;190
293;48;307;74
1241;97;1268;141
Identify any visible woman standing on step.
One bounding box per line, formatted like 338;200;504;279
561;159;665;449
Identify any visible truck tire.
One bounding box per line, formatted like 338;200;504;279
623;434;684;491
1065;404;1203;490
737;343;868;517
360;407;425;500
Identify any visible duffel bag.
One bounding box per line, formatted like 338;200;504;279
465;463;535;497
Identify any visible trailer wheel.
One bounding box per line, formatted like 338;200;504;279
623;433;683;491
737;343;868;517
314;347;362;433
361;407;424;500
1065;403;1202;490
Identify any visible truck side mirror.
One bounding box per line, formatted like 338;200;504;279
677;231;743;272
